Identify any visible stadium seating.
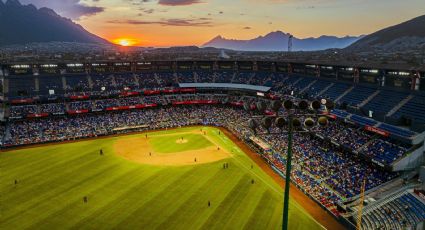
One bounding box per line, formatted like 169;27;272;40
214;71;234;83
363;90;409;116
361;191;425;230
306;80;332;98
38;75;63;96
321;83;351;101
392;95;425;124
291;77;315;92
8;76;36;98
65;75;90;93
340;86;376;107
114;74;137;89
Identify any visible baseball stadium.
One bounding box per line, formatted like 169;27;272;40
1;61;425;230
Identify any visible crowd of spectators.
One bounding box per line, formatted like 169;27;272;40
362;138;410;165
5;103;401;205
321;121;370;150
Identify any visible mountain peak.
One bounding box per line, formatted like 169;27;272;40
5;0;22;7
39;7;60;17
212;35;224;40
0;0;110;46
202;31;362;51
347;14;425;51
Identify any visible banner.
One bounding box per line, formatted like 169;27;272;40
364;125;390;137
67;109;89;115
120;91;140;97
264;110;276;116
267;94;280;100
69;95;90;100
143;90;161;95
11;98;34;104
172;100;219;105
27;113;49;118
162;89;180;94
179;88;196;93
229;102;244;107
105;104;158;111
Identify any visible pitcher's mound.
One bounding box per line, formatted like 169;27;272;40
176;139;188;144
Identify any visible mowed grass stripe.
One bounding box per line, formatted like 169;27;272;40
1;158;119;224
200;174;253;230
114;166;218;228
221;183;272;229
0;143;94;180
140;165;223;229
243;190;282;230
155;162;246;230
0;147;102;192
2;162;121;229
0;141;98;174
26;165;144;229
68;167;166;229
93;168;198;229
0;152;106;205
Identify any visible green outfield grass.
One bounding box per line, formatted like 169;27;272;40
149;133;213;154
0;126;322;230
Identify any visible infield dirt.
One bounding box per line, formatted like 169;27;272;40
114;130;232;166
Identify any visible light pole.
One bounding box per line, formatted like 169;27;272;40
282;112;293;230
247;99;333;230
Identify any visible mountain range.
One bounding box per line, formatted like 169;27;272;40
346;15;425;52
1;0;424;53
202;32;362;51
0;0;109;46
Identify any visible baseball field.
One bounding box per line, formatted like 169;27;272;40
0;126;324;230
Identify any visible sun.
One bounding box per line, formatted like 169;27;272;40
119;39;130;46
112;38;139;47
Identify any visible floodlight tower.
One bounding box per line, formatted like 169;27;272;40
288;34;293;52
247;99;334;230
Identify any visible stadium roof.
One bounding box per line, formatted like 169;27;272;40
178;83;271;92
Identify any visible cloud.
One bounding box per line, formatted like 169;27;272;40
158;0;203;6
108;17;213;27
127;0;203;6
19;0;104;19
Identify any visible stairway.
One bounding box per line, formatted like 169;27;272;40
62;76;67;91
194;72;199;83
290;78;303;87
300;80;317;93
248;73;256;84
317;83;334;97
386;95;414;117
230;72;238;83
134;74;140;87
87;75;93;89
154;73;162;86
335;86;354;103
359;90;380;107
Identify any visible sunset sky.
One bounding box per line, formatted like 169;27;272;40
18;0;425;47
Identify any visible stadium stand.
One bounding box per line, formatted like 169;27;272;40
340;86;376;107
2;63;425;230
